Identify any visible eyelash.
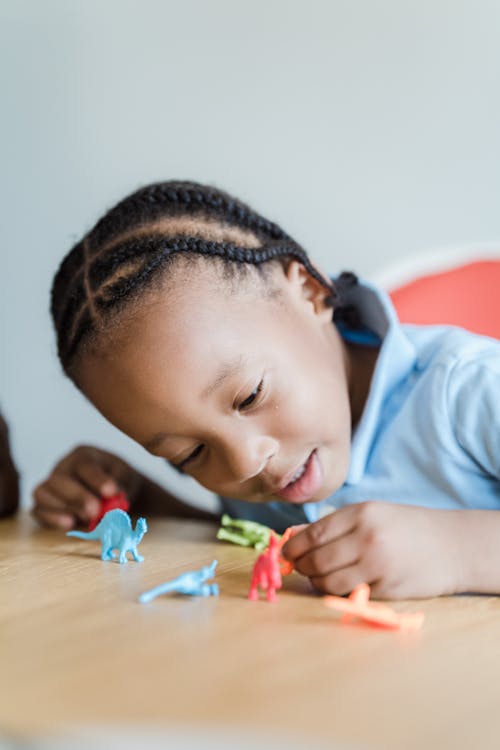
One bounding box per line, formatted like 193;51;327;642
237;379;264;411
172;444;204;473
172;379;265;471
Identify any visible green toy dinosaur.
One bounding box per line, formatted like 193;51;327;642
66;508;147;563
216;513;280;551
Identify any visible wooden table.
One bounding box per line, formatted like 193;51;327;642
2;513;500;749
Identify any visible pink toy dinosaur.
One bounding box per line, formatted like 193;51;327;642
248;532;282;602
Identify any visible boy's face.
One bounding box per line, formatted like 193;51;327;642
77;261;354;505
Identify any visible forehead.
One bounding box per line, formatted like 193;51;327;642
136;260;283;354
76;262;287;420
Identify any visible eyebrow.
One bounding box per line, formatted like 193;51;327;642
201;355;246;399
142;355;246;452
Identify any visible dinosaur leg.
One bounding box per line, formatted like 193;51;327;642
99;531;116;561
248;570;260;600
180;584;209;596
266;585;277;603
195;583;219;597
118;545;128;564
131;546;144;563
261;572;269;595
100;540;114;561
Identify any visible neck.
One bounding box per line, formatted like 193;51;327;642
344;341;380;429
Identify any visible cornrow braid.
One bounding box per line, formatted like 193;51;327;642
51;180;358;376
89;180;293;251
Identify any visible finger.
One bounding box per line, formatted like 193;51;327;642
72;460;120;498
282;505;359;561
293;529;361;578
32;485;72;513
31;505;75;531
369;580;392;600
46;474;101;522
310;563;369;596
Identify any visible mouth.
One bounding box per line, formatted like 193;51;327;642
273;449;324;503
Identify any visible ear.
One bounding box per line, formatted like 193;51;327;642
285;260;333;322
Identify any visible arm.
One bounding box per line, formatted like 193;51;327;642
281;501;490;600
446;355;500;591
0;413;19;518
134;472;218;522
282;350;500;599
454;510;500;594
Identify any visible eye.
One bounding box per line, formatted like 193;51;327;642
238;379;264;411
172;444;205;472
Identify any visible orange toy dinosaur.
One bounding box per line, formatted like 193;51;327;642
324;583;425;632
278;524;302;575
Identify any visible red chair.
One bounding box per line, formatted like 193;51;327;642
388;258;500;339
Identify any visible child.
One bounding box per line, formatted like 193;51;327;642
33;181;500;599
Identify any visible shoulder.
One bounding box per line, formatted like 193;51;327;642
440;332;500;435
400;326;500;431
411;327;499;459
404;324;500;379
400;326;500;476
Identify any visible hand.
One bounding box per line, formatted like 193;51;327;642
32;445;143;530
281;501;462;599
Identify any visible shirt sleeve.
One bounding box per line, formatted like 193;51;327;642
447;350;500;480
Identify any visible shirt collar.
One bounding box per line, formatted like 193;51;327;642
339;279;418;485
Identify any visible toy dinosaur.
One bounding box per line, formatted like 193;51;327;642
217;513;278;551
278;524;302;575
66;508;147;564
323;583;425;632
139;560;219;602
248;532;282;602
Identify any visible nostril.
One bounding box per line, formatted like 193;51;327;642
223;435;278;483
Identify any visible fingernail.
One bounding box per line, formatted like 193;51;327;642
86;498;101;518
101;480;116;496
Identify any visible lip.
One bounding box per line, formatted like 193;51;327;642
271;449;324;503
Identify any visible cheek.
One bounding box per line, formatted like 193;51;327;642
298;337;349;416
270;357;349;441
76;359;158;445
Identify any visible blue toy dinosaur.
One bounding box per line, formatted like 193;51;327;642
139;560;219;602
66;508;148;564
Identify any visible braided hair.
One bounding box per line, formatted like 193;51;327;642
51;180;359;376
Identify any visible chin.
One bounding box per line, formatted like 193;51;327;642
310;471;346;503
280;480;343;507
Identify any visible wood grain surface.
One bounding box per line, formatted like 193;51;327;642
2;513;500;749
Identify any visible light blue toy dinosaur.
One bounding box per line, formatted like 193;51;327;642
139;560;219;602
66;508;148;564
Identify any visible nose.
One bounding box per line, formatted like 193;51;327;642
219;429;278;484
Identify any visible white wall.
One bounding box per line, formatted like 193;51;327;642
2;0;500;507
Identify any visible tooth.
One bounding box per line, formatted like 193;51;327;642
291;463;306;483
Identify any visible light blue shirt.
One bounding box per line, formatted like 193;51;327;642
220;279;500;531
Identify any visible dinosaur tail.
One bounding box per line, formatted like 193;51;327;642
66;530;99;540
138;580;177;603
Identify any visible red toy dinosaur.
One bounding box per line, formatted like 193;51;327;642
248;532;282;602
88;491;130;531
